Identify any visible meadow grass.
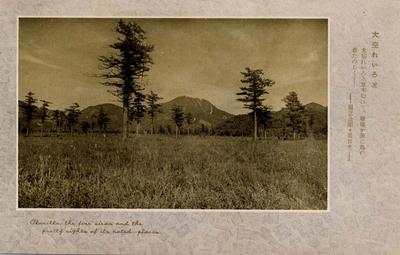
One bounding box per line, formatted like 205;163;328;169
18;135;327;209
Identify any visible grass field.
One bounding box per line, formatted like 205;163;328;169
18;135;327;209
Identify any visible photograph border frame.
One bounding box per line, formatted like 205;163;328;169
16;15;331;213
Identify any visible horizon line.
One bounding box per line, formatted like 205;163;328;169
18;95;328;116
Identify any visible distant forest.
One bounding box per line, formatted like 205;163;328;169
18;95;327;140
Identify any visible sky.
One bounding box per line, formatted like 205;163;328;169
19;18;327;115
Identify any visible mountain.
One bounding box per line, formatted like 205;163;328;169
160;96;233;126
304;102;326;112
303;102;328;136
78;96;234;132
79;103;123;132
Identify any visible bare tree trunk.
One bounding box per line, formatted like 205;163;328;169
26;125;29;137
102;124;106;137
175;125;178;138
151;118;154;135
122;106;128;140
136;122;140;136
253;110;257;140
293;130;296;140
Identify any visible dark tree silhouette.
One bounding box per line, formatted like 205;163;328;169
282;91;305;140
65;103;81;135
200;123;209;136
236;67;275;140
130;89;146;136
22;91;37;136
52;110;65;135
39;100;52;137
96;106;110;135
80;121;90;134
167;125;172;135
146;91;163;135
171;105;184;138
185;112;194;135
256;106;273;139
307;113;315;139
98;19;154;140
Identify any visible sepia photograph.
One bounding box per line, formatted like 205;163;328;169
18;18;328;210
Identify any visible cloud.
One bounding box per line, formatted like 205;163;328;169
19;52;62;70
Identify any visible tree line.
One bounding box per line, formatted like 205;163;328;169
20;90;204;139
20;92;83;136
20;93;93;136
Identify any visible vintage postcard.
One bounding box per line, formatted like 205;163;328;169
17;18;327;210
1;0;399;254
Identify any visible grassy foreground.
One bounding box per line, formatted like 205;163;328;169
18;135;327;209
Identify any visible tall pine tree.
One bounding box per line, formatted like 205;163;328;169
236;67;275;140
98;19;154;139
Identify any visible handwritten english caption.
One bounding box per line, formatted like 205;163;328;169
29;218;160;236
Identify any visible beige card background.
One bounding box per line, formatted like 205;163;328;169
1;0;400;254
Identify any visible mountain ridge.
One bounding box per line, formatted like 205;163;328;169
78;96;234;131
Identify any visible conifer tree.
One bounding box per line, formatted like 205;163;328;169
236;67;275;140
185;112;194;135
146;91;163;135
39;100;52;137
22;91;37;136
282;91;305;140
99;19;154;139
171;105;184;138
65;103;81;135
